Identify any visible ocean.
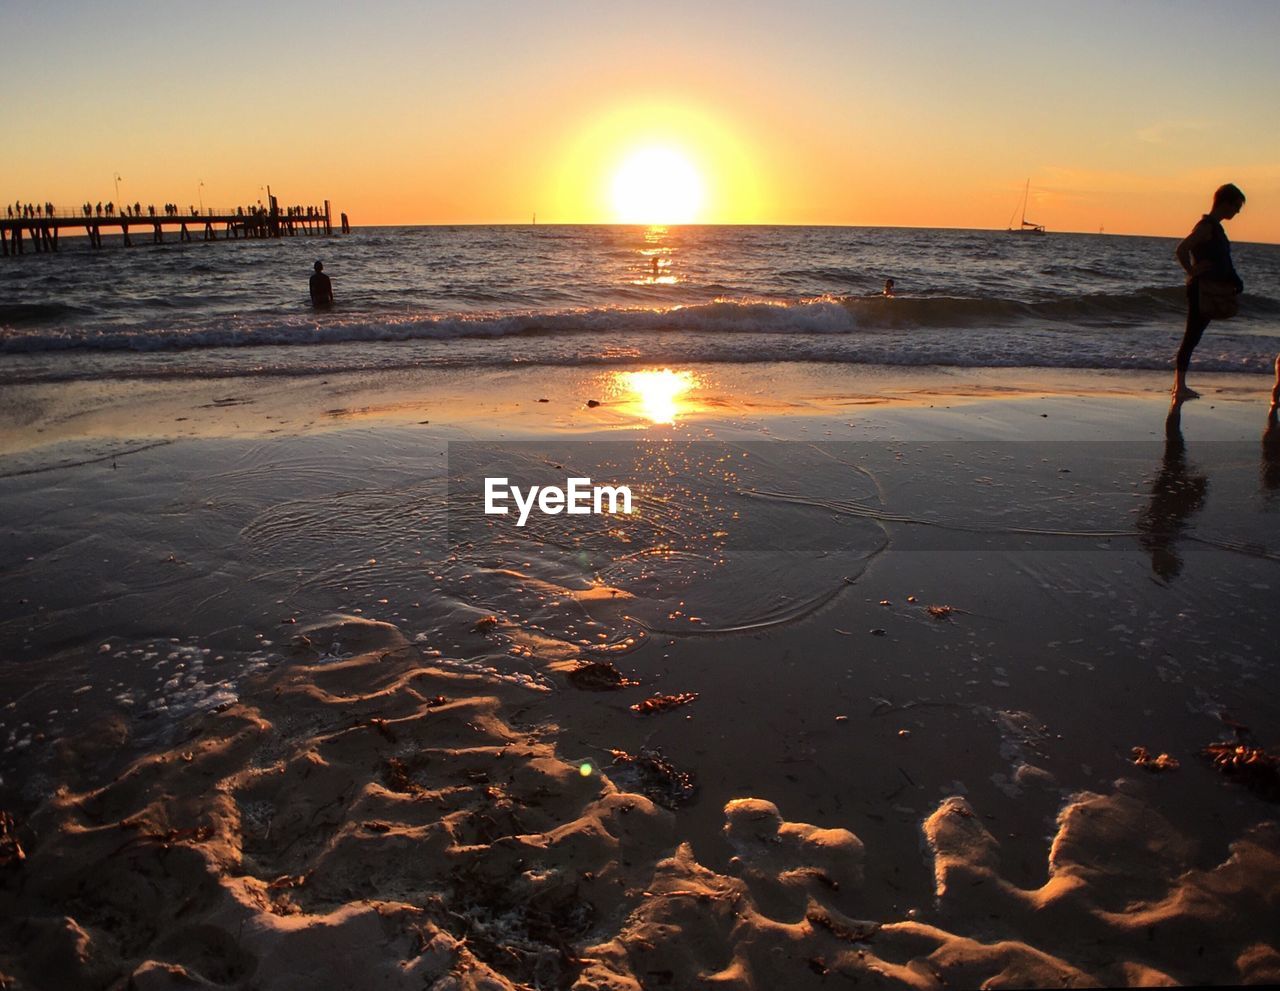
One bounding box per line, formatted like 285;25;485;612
2;224;1279;384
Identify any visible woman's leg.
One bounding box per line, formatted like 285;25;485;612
1271;354;1279;411
1173;284;1210;398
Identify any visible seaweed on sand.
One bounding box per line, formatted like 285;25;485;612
0;811;24;868
629;692;698;715
1131;746;1180;772
1201;742;1280;802
607;748;697;809
567;661;639;691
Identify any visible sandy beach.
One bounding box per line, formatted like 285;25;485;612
2;361;1279;989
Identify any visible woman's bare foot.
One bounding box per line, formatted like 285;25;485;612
1172;385;1201;401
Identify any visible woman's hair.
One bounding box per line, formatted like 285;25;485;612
1213;183;1246;209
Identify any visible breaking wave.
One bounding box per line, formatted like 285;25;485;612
4;287;1277;356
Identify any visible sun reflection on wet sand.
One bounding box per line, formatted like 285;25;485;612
612;368;699;424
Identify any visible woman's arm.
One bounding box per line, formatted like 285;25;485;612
1175;224;1213;278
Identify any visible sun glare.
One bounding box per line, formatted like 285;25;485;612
611;147;704;225
618;368;697;424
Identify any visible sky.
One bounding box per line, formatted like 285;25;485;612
4;0;1280;240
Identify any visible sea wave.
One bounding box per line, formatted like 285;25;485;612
2;324;1277;387
4;288;1276;356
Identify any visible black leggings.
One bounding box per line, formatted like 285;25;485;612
1176;280;1211;376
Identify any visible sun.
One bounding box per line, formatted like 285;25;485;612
610;147;704;225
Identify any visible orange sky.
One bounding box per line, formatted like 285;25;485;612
4;2;1279;241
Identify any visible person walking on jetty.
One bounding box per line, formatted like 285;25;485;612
309;260;334;307
1173;183;1246;401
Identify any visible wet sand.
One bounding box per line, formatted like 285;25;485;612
2;362;1279;989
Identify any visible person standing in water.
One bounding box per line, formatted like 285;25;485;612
309;260;334;307
1172;183;1245;401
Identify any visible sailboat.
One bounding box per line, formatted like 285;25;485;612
1007;179;1045;234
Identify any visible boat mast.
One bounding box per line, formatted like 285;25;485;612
1006;179;1043;233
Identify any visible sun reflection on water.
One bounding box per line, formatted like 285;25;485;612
635;225;678;285
614;368;698;424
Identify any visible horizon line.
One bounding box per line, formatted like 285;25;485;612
335;220;1278;246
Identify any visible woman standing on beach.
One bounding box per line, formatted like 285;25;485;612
1172;183;1246;400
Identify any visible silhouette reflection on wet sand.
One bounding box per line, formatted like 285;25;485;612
1137;401;1208;581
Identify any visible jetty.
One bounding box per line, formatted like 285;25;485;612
2;196;349;257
